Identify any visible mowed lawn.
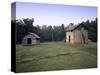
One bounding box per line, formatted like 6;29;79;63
16;41;97;72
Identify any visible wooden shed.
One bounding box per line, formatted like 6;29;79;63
65;23;88;44
22;32;40;45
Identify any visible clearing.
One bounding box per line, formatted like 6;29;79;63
16;41;97;72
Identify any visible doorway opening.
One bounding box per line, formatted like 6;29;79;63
27;38;31;44
69;36;70;43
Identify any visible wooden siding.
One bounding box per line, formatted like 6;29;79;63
22;34;40;45
66;27;88;44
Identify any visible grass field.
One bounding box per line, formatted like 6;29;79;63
16;41;97;72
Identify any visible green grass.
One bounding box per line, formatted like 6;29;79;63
16;41;97;72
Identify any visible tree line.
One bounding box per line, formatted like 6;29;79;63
11;18;97;44
82;18;97;42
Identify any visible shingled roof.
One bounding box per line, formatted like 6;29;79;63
66;23;88;32
29;32;40;38
66;25;78;31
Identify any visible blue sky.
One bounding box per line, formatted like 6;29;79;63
12;2;97;26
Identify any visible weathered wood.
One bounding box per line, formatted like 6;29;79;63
22;32;40;45
66;25;88;44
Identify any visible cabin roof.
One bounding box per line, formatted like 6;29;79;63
29;32;40;38
66;25;78;31
66;23;88;32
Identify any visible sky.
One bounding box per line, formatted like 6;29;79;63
11;2;97;26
